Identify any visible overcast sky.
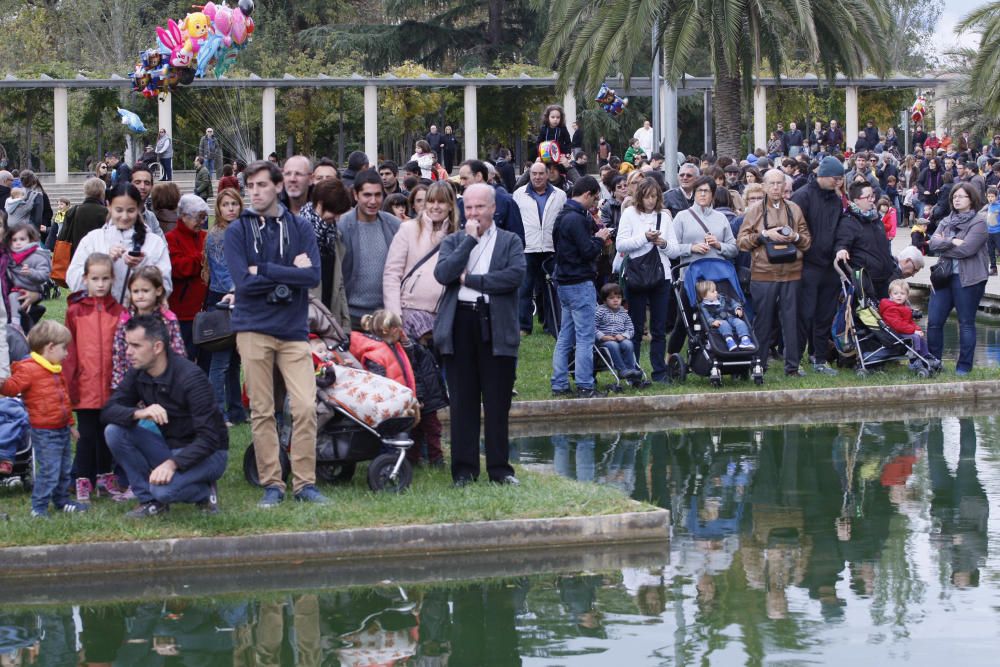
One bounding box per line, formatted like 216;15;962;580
935;0;987;52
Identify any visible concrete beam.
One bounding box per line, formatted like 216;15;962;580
262;87;276;159
464;84;478;160
753;86;767;150
846;85;859;152
364;85;378;164
53;87;69;184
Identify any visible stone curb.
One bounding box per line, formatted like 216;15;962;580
0;509;669;578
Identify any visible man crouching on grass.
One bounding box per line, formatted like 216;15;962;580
102;315;228;518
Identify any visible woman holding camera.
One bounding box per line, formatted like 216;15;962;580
66;182;172;306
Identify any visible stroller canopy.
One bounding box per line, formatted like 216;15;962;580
683;258;753;321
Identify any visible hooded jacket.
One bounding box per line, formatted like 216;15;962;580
1;353;74;429
835;207;898;283
789;174;843;270
63;291;124;408
552;200;603;286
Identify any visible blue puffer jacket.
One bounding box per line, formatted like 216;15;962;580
0;398;29;459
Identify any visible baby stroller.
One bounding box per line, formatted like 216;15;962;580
541;257;649;392
667;258;764;387
242;299;416;493
832;261;941;377
0;398;31;490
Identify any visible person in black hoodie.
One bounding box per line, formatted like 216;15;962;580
790;156;845;374
551;176;612;398
835;181;898;298
535;104;573;159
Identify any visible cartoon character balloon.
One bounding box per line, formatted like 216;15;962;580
538;140;561;164
911;95;927;124
133;1;257;97
595;83;628;117
117;108;147;133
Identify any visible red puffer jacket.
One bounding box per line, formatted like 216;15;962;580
879;299;920;335
1;354;74;429
349;331;417;392
63;291;124;408
166;222;208;321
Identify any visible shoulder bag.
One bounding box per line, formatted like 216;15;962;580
761;203;798;264
624;212;666;290
193;306;236;352
50;205;77;287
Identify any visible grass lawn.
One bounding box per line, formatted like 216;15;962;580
512;327;1000;402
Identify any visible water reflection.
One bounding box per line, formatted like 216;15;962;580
2;418;998;665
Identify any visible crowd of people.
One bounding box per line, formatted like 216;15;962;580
0;108;992;520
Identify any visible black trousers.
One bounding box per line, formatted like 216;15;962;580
444;307;516;482
797;264;840;364
751;280;800;373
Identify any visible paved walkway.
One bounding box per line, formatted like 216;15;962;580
891;227;1000;304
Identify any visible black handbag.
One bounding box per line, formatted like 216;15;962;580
929;257;952;290
761;202;798;264
625;212;666;290
193;308;236;352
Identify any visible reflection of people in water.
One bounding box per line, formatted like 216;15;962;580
256;595;321;667
928;418;989;588
558;574;606;638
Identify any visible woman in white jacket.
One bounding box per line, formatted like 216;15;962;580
616;178;678;383
66;183;172;305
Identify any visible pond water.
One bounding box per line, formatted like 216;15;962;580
3;416;999;665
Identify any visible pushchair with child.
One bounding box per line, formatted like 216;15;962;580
0;325;33;490
832;261;941;377
242;299;417;493
667;258;764;387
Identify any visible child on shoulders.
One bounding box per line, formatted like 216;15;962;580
696;280;754;352
595;283;644;383
1;320;86;517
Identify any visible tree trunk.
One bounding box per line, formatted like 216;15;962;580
487;0;502;53
713;75;743;159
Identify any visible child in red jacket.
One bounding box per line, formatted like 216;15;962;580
350;310;416;393
879;279;930;357
0;320;87;517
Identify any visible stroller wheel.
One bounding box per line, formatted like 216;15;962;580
915;368;930;379
242;443;291;487
317;462;356;485
367;453;413;493
856;368;870;378
666;354;687;383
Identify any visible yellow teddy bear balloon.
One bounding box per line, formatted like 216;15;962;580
179;11;211;57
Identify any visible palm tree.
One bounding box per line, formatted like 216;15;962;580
942;49;1000;142
956;1;1000;117
535;0;890;158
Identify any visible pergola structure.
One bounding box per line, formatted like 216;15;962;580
0;72;945;185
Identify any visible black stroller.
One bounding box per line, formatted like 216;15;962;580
541;257;649;392
666;258;764;387
832;261;941;377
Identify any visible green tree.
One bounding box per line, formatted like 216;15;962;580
956;1;1000;118
535;0;891;158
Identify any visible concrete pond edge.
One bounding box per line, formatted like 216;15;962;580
0;509;669;580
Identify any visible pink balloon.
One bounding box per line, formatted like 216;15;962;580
231;8;247;44
214;6;233;36
202;2;217;20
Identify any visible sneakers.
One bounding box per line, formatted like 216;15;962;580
812;363;839;377
786;368;807;377
576;387;608;399
725;336;738;352
126;501;169;518
991;266;998;276
0;460;12;475
738;336;755;350
294;485;329;504
196;482;220;515
60;500;90;513
97;472;126;496
75;477;93;502
551;387;574;398
111;487;136;503
491;475;520;486
258;486;285;508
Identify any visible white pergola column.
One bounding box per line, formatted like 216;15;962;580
846;85;859;151
463;84;477;160
53;87;69;184
262;86;276;159
157;93;173;139
934;86;949;137
562;85;577;129
753;86;767;150
364;84;378;164
663;81;679;189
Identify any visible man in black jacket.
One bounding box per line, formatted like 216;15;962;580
550;176;611;398
835;181;898;298
790;156;845;375
103;315;228;518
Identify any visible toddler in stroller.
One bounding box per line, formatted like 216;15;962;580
696;280;754;352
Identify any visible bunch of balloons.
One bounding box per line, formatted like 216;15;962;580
595;83;628;116
131;0;256;98
911;94;928;124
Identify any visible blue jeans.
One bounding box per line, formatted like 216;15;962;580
30;427;72;514
626;281;670;381
519;252;552;333
715;317;751;339
210;346;247;422
599;338;638;373
927;275;986;373
205;158;216;178
160;156;173;180
105;424;227;505
552;281;597;390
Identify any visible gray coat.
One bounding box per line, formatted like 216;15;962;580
929;210;989;287
433;229;526;358
337;208;402;307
